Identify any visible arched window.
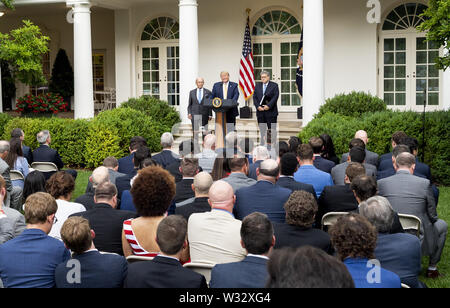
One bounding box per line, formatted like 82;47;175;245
141;17;179;41
382;3;427;30
252;10;301;36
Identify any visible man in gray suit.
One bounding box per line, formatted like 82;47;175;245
332;146;377;185
0;175;26;244
188;77;213;137
378;152;447;279
222;157;256;193
341;131;379;167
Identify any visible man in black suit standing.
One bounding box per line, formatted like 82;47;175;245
124;215;207;288
188;78;212;138
211;71;240;128
253;71;279;145
277;152;316;198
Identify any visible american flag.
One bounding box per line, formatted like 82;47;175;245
239;17;255;101
296;28;304;97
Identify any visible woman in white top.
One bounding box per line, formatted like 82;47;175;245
45;171;86;240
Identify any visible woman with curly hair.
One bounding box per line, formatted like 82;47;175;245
45;171;86;240
329;213;401;288
122;166;176;258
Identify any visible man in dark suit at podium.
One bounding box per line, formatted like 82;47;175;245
253;71;279;145
188;77;213;136
211;71;239;128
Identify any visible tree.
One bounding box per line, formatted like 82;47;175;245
0;20;50;86
49;49;74;103
0;0;15;10
1;60;16;110
417;0;450;71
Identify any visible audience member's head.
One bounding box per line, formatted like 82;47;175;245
320;134;337;159
179;139;194;157
160;133;174;149
297;144;314;164
131;166;175;217
10;128;25;140
266;246;355;288
46;171;75;201
257;159;279;183
344;162;366;184
24;192;58;234
60;216;94;255
284;190;317;228
208;180;235;213
0;175;6;204
239;137;254;155
94;182;118;208
156;215;188;257
225;132;238;149
280;152;299;176
0;140;10;160
192;172;213;197
179;157;199;178
228;157;249;174
348;146;366;163
329;213;377;261
252;146;270;162
399;136;419;157
359;196;395;234
240;212;275;256
203;134;216;151
36;130;51;145
133;146;152;169
4;137;23;169
394;152;416;173
103;156;119;171
288;136;302;154
392;144;411;158
309;137;324;155
354;130;369;145
278;141;289;159
91;166;110;189
22;171;46;204
351;175;377;203
129;136;147;152
211;149;231;181
143;158;157;168
348;138;366;151
391;131;407;148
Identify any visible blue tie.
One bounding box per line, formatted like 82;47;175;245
263;83;267;95
197;89;202;103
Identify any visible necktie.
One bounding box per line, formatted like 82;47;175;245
223;83;228;99
263;83;267;95
197;89;202;103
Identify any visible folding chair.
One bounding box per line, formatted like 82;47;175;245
10;170;25;182
398;214;421;238
183;261;215;284
126;255;154;263
31;162;58;173
401;283;411;288
321;212;349;230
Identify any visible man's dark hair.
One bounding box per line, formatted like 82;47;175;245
134;146;152;169
103;156;119;169
10;128;24;138
345;162;366;182
392;144;411;158
156;215;187;255
284;190;317;228
288;136;302;154
399;136;418;153
309;137;323;154
129;136;147;151
297;144;313;161
240;212;274;255
278;141;289;158
266;246;355;288
351;175;377;202
179;139;194;157
392;131;407;145
280;152;298;176
348;138;365;150
239;137;254;154
228;157;248;172
349;146;366;163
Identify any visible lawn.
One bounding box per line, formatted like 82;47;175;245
71;169;450;288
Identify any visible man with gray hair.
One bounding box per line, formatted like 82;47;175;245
152;132;179;169
0;141;13;208
75;166;110;211
195;134;217;173
234;159;292;223
248;146;270;180
176;171;213;221
378;152;448;279
188;77;213;139
359;196;423;288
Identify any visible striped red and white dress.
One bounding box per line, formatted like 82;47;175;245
123;219;159;257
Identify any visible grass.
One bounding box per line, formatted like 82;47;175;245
70;169;450;288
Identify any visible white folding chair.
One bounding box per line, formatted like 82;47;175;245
398;214;422;238
321;212;350;230
30;162;58;173
183;261;215;284
126;255;154;263
401;283;411;288
10;170;25;181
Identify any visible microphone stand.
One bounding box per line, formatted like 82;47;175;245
421;89;426;162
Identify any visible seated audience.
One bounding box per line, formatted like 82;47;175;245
85;156;126;194
331;146;377;185
75;166;110;211
195;134;217;173
166;140;195;183
320;134;339;165
0;175;26;244
222;156;256;193
175;172;213;221
341;131;379;167
152;132;179;169
118;136;147;174
273;191;332;253
5;137;29;188
122;166;176;257
330;213;401;288
71;182;136;255
125;215;207;288
378;152;447;278
266;246;354;288
277;141;289;162
174;157;199;205
294;144;333;198
287;136;302;155
310;136;335;173
210;212;275;288
378;131;408;166
0;140;14;208
10;128;33;164
188;180;246;264
21;170;46;205
46;171;86;240
55;216;128;288
210;148;231;181
359;196;423;288
0;192;71;288
234;159;291;223
276;152;316;197
248;146;270;180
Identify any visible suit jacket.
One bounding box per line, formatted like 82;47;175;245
222;172;257;193
276;176;317;198
0;206;26;244
116;169;137;201
152;150;179;169
0;158;12;207
124;255;208;288
248;160;262;180
211;81;240;122
175;197;211;221
273;223;333;254
234;180;292;223
341;149;379;167
210;255;269;288
22;145;33;165
253;81;279;119
317;184;358;226
293;165;334;198
166;159;183;183
188;87;213;117
175;178;195;204
188;209;246;264
378;157;431;180
313;155;336;174
55;250;127;288
118;153;135;175
344;258;401;288
378;170;437;255
32;144;64;169
331;161;377;185
74;192;97;211
70;203;137;255
375;232;422;288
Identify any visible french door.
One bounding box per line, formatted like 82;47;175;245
379;32;442;111
138;43;180;106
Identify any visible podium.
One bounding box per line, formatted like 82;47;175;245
203;98;238;149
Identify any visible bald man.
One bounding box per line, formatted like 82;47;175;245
188;77;213;136
234;159;292;223
341;130;379;167
187;180;246;264
176;172;214;221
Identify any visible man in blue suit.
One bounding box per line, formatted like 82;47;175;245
211;71;239;127
118;136;147;174
55;216;127;288
210;212;274;288
234;159;292;223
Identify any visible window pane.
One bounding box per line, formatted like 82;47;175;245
428;79;439;92
429;40;440;49
143;83;150;92
428;93;439;105
416;51;427;64
281;56;290;67
416;65;427;77
396;38;406;51
151;48;159;58
143;60;150;70
151;72;159;82
384;53;394;64
291;42;300;54
396;52;406;65
281;82;291;93
263;43;272;54
384;80;394;91
253;44;261;55
428;51;439;64
384;39;394;51
152;83;160;94
291;94;301;106
281;94;290;106
143;48;150;58
395;79;406;91
395;66;406;78
168;71;176;82
281;69;290;80
416;38;427;50
141;33;150;40
395;93;406;105
151;60;159;70
384;66;394;78
416;92;425;105
416;79;426;91
428;65;439;77
143;72;150;82
291;55;298;67
384;93;394;105
263;56;272;67
254;56;262;67
281;43;290;54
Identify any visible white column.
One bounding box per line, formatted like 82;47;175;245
68;0;94;119
303;0;325;125
179;0;199;124
114;9;132;106
443;66;450;111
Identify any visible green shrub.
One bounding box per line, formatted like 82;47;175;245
317;91;387;118
0;113;12;137
55;119;90;167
